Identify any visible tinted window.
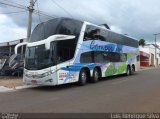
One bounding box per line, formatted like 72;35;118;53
44;19;59;39
80;51;123;63
100;29;109;42
109;32;122;44
25;44;52;70
55;39;77;63
137;55;140;61
84;25;105;41
30;24;45;42
58;19;82;37
30;18;83;42
80;51;93;63
84;25;138;48
94;51;107;63
107;52;120;62
120;53;127;62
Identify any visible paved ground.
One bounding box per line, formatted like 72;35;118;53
0;66;156;89
0;67;160;113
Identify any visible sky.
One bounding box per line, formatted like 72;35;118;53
0;0;160;44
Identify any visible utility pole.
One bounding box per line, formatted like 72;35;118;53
27;0;35;41
154;33;160;67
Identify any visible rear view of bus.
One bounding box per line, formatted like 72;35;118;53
22;17;139;86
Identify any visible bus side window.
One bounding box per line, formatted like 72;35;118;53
94;51;107;63
56;39;77;63
80;51;94;63
84;25;105;41
107;52;121;62
137;55;140;61
50;42;56;63
120;53;127;62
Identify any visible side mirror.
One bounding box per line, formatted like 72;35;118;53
15;42;28;55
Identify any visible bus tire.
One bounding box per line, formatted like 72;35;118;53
91;68;101;83
126;65;131;76
78;69;88;86
131;64;135;74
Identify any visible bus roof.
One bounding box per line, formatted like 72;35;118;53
34;17;138;43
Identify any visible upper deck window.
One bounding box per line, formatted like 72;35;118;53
30;18;83;43
84;25;138;48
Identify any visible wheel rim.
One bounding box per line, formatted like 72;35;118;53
81;72;87;82
127;67;130;75
127;69;129;75
94;71;99;80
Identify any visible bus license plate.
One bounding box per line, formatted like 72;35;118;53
31;80;37;84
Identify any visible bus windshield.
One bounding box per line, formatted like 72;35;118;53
25;38;77;70
25;44;52;70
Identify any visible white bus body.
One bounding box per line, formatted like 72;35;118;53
16;18;139;86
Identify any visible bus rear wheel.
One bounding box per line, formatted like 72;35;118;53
131;65;135;74
126;65;131;76
91;68;101;83
78;69;88;86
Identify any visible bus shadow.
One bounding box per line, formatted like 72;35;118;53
28;72;140;91
28;83;79;92
100;72;139;81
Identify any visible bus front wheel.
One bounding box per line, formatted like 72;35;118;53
78;69;88;86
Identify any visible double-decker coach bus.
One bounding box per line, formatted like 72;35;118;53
16;18;139;86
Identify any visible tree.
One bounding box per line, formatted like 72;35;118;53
139;39;146;47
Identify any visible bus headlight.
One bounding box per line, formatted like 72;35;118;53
25;72;51;78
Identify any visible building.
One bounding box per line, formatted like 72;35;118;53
139;44;160;67
0;38;27;57
0;38;26;75
139;51;150;67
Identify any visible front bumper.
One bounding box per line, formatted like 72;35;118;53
23;73;57;86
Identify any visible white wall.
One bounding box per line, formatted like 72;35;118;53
139;46;150;54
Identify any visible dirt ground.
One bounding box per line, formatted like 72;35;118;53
0;76;23;88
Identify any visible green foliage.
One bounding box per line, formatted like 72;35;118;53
139;39;146;47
